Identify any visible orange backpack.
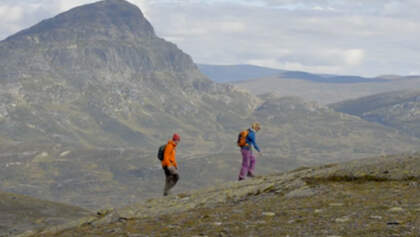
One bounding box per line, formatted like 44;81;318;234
237;129;249;147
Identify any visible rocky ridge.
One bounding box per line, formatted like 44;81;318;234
19;153;420;237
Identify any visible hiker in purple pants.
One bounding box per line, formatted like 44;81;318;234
238;122;262;181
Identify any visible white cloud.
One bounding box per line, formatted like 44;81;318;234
0;5;23;21
126;0;150;17
220;21;246;33
344;49;365;66
312;6;335;11
57;0;95;12
261;60;343;75
143;1;420;76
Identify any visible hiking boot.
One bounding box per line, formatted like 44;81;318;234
247;172;255;178
238;177;244;181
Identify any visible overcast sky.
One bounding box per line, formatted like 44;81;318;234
0;0;419;77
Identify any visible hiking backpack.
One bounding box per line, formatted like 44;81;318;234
157;144;166;161
237;129;249;147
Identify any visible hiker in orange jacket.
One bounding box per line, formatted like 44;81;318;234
162;133;180;196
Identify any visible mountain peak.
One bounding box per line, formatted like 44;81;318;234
6;0;155;41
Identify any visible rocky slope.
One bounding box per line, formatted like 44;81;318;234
20;153;420;237
1;94;419;210
331;90;420;138
0;191;90;237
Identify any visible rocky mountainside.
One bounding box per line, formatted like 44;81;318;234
0;0;256;150
20;153;420;237
331;90;420;138
0;191;90;237
1;95;419;211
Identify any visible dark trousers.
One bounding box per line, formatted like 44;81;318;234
163;166;179;196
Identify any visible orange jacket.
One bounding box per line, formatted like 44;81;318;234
162;140;177;168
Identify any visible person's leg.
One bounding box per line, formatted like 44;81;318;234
239;149;250;180
168;166;179;188
163;167;171;196
164;166;179;195
247;151;256;177
172;172;179;189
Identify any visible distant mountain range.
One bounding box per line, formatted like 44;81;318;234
331;90;420;138
198;64;284;83
198;64;402;84
199;64;420;105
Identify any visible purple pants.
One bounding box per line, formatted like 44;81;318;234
239;148;255;179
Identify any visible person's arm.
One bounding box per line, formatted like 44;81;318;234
171;149;178;169
248;132;261;152
163;143;173;167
